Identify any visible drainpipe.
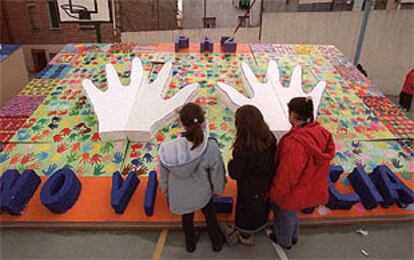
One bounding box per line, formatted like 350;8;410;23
354;0;373;65
155;0;160;30
204;0;207;25
259;0;264;41
111;0;117;41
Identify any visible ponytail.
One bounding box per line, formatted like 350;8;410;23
288;97;314;123
179;103;205;150
305;97;314;123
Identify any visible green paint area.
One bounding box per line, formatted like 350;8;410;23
0;43;412;178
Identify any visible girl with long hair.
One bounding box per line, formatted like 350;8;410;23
225;105;277;246
159;102;226;253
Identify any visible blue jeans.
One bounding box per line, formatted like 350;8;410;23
271;203;299;247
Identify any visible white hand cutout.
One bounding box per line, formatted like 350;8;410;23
82;58;144;140
82;57;199;141
217;60;326;136
125;62;199;141
217;62;289;133
266;60;326;119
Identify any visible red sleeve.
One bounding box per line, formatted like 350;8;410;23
272;139;307;197
402;71;414;95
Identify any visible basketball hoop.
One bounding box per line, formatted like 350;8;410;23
57;0;111;43
57;0;110;23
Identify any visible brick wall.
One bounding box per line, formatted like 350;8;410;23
4;0;117;44
120;0;178;32
1;0;14;43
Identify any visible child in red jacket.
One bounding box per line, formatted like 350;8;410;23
399;69;414;112
268;97;335;249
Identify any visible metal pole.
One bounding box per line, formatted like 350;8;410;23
354;0;373;65
234;0;257;34
204;0;207;20
157;0;160;30
259;0;264;41
111;0;117;41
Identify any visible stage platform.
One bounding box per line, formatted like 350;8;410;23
1;42;413;228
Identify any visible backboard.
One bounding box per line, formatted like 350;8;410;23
57;0;111;23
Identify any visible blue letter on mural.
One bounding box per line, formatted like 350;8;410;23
370;165;414;208
144;171;158;216
326;165;360;210
40;168;81;213
111;171;139;214
0;169;41;215
348;166;383;210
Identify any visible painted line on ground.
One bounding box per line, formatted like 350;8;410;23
152;229;169;260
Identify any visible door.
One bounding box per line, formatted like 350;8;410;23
32;49;48;73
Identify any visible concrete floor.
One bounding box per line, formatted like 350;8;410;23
1;222;413;259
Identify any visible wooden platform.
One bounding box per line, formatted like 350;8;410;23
1;176;413;229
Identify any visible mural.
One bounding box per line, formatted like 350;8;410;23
0;42;413;224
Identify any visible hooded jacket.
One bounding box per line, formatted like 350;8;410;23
159;136;226;215
269;122;335;211
401;70;414;95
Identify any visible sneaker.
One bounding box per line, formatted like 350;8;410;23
212;233;224;252
238;233;255;246
186;231;200;253
292;238;298;245
219;223;239;246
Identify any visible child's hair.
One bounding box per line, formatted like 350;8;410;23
288;97;314;123
179;103;205;150
233;105;274;154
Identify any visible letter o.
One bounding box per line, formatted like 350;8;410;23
40;168;81;213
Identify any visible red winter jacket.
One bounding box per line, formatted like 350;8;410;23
401;70;414;95
269;122;335;211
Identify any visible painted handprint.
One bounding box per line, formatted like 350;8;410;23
83;58;199;141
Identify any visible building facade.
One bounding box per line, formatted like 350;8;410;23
0;0;178;73
182;0;262;29
120;0;178;32
182;0;402;29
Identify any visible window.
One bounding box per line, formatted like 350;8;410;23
203;17;216;28
332;0;354;11
361;0;387;10
27;3;40;32
374;0;387;9
47;0;60;29
238;16;250;27
239;0;251;9
298;3;333;12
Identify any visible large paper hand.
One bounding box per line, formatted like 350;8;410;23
217;60;326;136
83;58;144;140
125;62;199;141
83;58;199;141
217;62;289;133
266;60;326;119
